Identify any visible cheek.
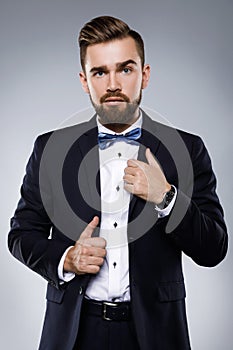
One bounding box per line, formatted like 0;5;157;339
88;80;105;99
87;86;100;102
127;78;142;97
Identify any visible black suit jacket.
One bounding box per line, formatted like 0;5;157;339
8;112;228;349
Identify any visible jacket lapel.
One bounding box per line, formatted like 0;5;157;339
77;115;101;219
128;111;161;218
75;112;162;228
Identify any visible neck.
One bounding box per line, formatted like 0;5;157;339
99;110;140;133
101;123;132;133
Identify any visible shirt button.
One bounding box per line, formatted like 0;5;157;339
113;222;118;228
116;185;120;192
79;286;83;295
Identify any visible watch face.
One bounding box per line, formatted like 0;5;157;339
164;187;175;207
156;186;175;210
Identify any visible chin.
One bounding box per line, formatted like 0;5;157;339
96;104;139;125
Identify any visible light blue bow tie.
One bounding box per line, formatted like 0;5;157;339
98;127;141;150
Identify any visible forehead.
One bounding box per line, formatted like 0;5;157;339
84;37;141;71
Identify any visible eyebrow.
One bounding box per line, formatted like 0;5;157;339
89;59;138;74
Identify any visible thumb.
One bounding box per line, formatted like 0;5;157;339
80;216;99;239
145;148;158;167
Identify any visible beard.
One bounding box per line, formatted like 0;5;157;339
90;91;142;126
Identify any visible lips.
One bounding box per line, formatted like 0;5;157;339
100;93;130;104
104;97;125;102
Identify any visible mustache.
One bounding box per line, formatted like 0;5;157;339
100;92;130;104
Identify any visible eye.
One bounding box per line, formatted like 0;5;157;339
95;71;105;77
122;67;131;74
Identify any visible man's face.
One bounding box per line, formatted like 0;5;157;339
79;36;150;126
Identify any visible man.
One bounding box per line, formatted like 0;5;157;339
8;16;228;350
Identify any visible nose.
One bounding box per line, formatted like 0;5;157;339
107;72;121;92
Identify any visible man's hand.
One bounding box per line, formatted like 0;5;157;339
123;148;171;204
64;216;106;275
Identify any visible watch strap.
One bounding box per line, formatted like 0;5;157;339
156;185;176;210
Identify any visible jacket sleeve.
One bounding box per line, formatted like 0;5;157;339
8;135;74;289
167;135;228;267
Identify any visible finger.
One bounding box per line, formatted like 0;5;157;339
124;182;134;194
80;216;99;239
77;264;101;275
127;159;148;171
127;159;139;168
145;148;160;168
76;244;106;257
124;164;146;176
124;166;137;176
83;237;107;249
79;255;105;267
123;174;135;184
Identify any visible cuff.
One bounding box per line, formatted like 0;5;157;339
58;246;75;283
155;186;177;218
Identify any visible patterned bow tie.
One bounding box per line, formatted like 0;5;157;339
98;127;141;150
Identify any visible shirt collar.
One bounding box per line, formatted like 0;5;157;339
97;110;142;135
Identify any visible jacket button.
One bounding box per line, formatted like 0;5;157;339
79;286;83;295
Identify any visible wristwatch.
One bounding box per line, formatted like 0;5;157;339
157;186;176;210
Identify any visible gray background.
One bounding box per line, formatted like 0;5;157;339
1;0;232;349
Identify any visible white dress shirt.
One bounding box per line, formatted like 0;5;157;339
58;114;177;302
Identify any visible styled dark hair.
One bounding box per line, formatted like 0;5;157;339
78;16;145;71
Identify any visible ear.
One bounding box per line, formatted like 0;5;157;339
79;71;90;94
141;64;150;89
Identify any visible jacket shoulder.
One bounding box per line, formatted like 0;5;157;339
144;114;205;153
35;117;96;147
